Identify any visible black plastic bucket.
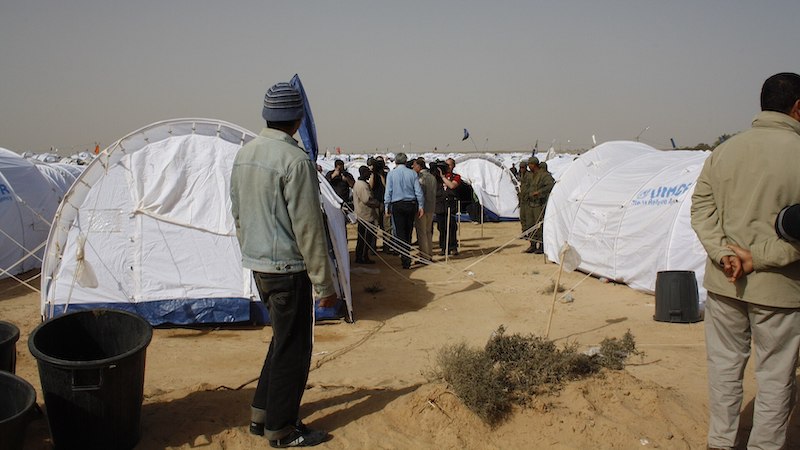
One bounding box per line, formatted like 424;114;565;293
654;270;702;323
0;371;37;450
28;309;153;450
0;321;20;373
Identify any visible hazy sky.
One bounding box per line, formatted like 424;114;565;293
1;1;798;155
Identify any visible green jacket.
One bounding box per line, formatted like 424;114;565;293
230;128;335;298
520;168;555;207
691;111;800;308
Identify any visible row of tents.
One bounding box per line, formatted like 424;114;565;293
1;119;712;327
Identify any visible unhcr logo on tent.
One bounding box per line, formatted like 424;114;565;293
0;182;12;203
630;183;693;207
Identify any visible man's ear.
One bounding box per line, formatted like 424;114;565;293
792;99;800;121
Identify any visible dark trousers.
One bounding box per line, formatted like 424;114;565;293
251;271;313;436
435;211;458;253
355;220;377;261
391;200;417;268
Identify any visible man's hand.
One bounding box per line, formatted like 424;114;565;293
418;208;424;218
720;255;742;282
318;293;338;308
727;244;754;278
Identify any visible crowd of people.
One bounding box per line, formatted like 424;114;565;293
329;152;556;269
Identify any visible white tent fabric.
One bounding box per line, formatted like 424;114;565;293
32;162;82;197
544;141;710;303
454;154;520;220
41;119;352;325
542;154;579;181
0;148;62;280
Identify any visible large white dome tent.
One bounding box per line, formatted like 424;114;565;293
544;140;710;303
0;148;62;284
41;118;352;325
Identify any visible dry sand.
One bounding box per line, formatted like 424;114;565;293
3;221;799;449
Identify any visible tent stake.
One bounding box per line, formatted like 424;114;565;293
545;246;567;339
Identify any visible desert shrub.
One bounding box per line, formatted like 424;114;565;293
435;326;640;424
435;342;511;425
538;279;565;294
596;330;641;370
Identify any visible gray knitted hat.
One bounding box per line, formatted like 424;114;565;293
262;82;304;122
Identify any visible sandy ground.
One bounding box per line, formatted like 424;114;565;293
3;221;799;449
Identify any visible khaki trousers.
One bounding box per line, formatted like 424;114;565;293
414;212;434;260
705;292;800;450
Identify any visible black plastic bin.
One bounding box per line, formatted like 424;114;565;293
654;270;702;323
0;371;37;450
0;320;20;373
28;309;153;450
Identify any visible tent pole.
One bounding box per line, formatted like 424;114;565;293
545;246;567;339
445;207;451;263
457;202;461;243
480;203;484;238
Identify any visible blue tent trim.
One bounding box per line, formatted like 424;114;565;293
250;299;347;325
48;297;348;326
48;297;254;326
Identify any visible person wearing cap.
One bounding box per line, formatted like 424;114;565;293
519;156;554;254
230;81;336;447
690;72;800;450
384;153;424;269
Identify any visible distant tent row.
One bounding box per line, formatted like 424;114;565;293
0;148;81;283
40;119;352;326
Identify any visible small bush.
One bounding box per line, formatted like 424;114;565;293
538;279;565;294
596;330;641;370
434;326;640;424
435;343;511;425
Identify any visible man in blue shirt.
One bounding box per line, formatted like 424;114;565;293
384;153;424;269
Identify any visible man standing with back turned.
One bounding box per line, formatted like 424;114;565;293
691;72;800;450
384;153;424;269
231;82;337;448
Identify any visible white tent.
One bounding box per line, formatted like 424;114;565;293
544;141;710;302
32;162;82;196
454;154;520;221
41;119;352;325
0;148;62;282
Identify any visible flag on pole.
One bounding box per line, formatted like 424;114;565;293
289;74;319;162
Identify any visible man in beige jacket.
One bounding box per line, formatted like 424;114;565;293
413;158;437;261
691;72;800;450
